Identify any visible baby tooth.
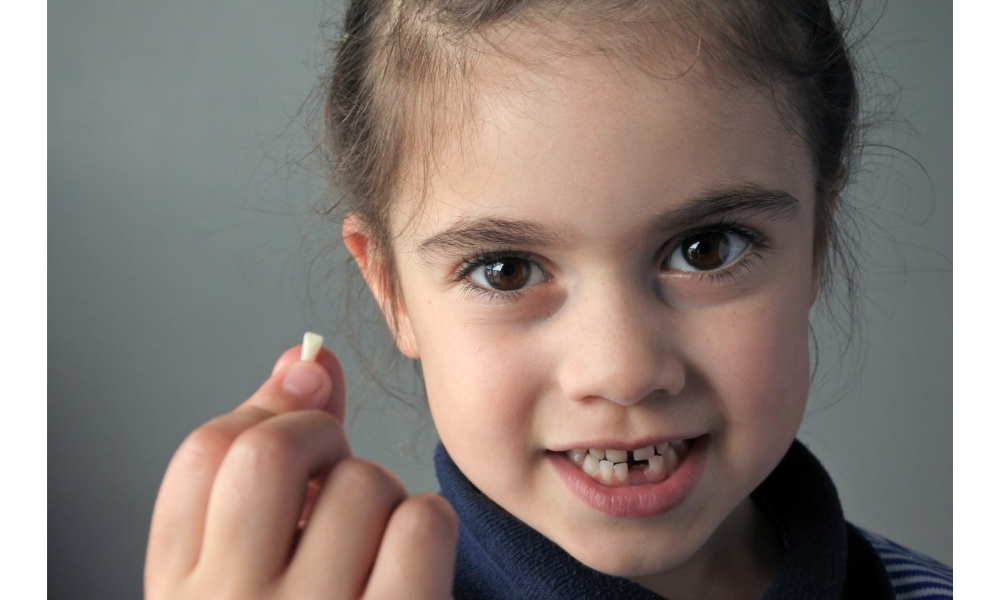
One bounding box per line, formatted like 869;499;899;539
672;439;690;454
614;462;629;482
589;449;606;460
568;449;588;466
664;445;680;471
605;449;628;463
633;446;655;461
583;454;601;476
655;442;671;455
599;460;614;482
301;331;324;362
648;454;665;476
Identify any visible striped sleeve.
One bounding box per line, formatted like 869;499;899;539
858;529;953;600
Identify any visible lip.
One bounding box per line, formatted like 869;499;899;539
548;433;704;453
550;434;709;519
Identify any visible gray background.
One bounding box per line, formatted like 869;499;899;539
48;1;951;598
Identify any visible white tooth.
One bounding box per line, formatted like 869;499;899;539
614;462;629;482
655;442;671;455
568;449;588;466
633;446;655;461
301;331;324;362
664;445;680;471
583;454;601;476
599;460;614;482
589;448;606;460
605;449;628;463
648;454;665;476
672;439;690;454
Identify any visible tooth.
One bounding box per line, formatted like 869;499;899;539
672;440;690;454
655;442;671;455
605;449;628;463
664;445;680;471
583;454;600;476
589;449;606;460
568;449;588;466
633;446;654;461
648;454;665;476
599;460;614;482
614;462;628;482
301;331;324;362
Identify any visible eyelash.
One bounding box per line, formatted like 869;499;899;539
452;247;544;304
665;221;771;284
451;221;772;303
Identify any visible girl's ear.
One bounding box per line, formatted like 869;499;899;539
342;214;421;359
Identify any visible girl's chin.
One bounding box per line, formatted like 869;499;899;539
544;521;704;580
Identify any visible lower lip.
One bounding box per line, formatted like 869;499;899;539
550;436;709;519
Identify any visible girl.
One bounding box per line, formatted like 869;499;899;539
145;1;952;599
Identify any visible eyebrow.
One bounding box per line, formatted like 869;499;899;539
651;184;801;234
417;218;563;257
416;183;801;256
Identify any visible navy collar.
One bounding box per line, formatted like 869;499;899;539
435;440;895;600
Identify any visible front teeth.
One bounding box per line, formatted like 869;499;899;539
648;454;665;476
604;449;628;463
633;446;655;461
663;445;680;471
567;440;691;484
599;459;615;482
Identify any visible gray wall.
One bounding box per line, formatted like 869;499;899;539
48;1;951;598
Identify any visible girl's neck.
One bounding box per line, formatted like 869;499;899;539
630;498;782;600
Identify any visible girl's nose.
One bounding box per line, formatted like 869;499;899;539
553;283;685;407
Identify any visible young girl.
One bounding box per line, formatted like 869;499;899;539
144;1;952;598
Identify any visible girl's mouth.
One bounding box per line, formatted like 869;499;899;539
551;435;709;518
564;440;693;486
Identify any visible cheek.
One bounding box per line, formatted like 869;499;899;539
414;315;551;479
684;292;812;472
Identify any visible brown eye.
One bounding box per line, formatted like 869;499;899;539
471;257;540;291
666;231;748;272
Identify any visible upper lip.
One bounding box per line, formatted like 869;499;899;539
548;432;706;453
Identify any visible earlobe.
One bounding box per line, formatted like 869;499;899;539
342;214;421;360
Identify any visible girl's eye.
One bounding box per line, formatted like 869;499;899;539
666;231;749;272
468;257;544;291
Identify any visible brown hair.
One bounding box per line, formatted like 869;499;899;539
321;0;865;379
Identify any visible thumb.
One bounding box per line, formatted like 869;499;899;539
239;343;347;424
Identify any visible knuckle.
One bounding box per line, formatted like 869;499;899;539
179;422;237;466
333;458;407;502
228;423;300;472
391;494;459;543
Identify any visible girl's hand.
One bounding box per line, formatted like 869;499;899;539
144;346;458;600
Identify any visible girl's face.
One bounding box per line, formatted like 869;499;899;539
365;52;820;584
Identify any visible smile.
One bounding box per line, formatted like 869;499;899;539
565;440;692;486
550;435;708;518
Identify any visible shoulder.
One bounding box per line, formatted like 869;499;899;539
856;527;953;600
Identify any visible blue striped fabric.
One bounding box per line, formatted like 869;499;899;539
859;529;953;599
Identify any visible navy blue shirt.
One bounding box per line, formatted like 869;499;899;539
434;440;952;599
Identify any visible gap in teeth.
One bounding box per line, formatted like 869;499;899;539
569;440;690;476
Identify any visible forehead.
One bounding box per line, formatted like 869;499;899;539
394;51;814;246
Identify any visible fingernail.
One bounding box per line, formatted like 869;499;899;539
281;361;326;406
